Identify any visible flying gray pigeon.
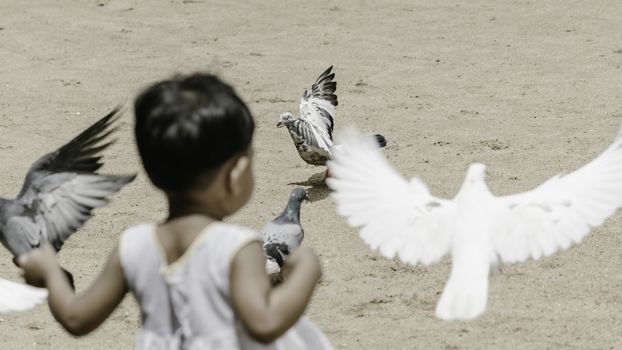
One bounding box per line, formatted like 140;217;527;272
0;107;136;288
260;187;308;280
277;66;386;173
0;277;47;313
327;126;622;321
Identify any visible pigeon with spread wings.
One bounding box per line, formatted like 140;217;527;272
277;66;386;174
0;107;136;288
0;277;47;313
327;126;622;320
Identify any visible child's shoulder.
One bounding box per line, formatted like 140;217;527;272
209;222;256;235
118;223;157;257
206;222;260;246
118;222;153;241
205;222;262;264
117;222;260;261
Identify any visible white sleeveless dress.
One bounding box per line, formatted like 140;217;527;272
119;222;332;350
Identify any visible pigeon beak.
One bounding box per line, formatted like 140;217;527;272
276;121;284;128
302;190;309;202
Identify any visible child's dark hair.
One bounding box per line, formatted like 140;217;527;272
134;73;255;192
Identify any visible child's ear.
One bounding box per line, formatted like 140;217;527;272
227;155;250;195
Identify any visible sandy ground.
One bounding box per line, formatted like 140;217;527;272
1;0;622;348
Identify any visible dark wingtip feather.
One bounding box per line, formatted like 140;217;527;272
48;105;125;173
320;66;333;78
374;134;387;148
308;66;338;108
71;106;123;146
19;105;127;197
102;173;137;188
119;173;138;184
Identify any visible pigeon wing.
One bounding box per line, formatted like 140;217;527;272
495;133;622;262
260;221;303;251
12;173;135;251
327;127;454;266
288;120;333;159
17;106;122;197
0;278;47;313
299;66;338;154
4;106;136;252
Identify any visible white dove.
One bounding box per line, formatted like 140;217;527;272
326;126;622;320
0;278;47;313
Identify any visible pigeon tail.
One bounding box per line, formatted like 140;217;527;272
435;248;489;320
265;259;281;275
265;259;284;286
372;134;387;148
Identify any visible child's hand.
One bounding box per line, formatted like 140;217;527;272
18;244;59;288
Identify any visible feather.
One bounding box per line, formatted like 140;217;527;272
328;124;622;320
0;278;47;313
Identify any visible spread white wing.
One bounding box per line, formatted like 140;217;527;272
495;133;622;262
298;66;338;155
327;127;454;266
0;278;47;313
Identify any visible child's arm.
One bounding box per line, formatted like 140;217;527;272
18;244;128;335
230;241;321;344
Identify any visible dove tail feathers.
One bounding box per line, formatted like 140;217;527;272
435;252;489;320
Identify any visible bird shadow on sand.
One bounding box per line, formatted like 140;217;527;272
288;171;330;202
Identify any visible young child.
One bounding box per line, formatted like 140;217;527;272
18;73;332;349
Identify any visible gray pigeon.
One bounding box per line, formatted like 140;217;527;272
277;66;387;172
260;187;308;279
0;107;136;288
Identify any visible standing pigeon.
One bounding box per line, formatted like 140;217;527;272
0;277;47;313
260;187;308;279
0;107;136;288
327;126;622;320
277;66;386;174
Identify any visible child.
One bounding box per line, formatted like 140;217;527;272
18;73;332;349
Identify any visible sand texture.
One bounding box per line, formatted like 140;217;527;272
1;0;622;349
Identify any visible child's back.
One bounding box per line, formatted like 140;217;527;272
122;220;330;349
120;222;252;348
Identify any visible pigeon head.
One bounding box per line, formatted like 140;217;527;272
466;163;487;183
275;187;308;223
290;187;309;202
453;163;494;204
277;112;294;128
461;163;491;196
